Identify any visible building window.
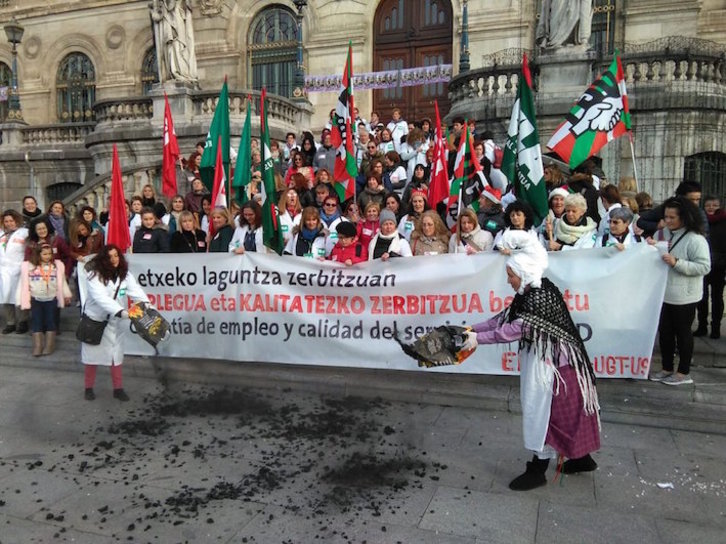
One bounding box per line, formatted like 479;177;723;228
248;6;297;98
0;62;11;122
142;48;159;95
591;0;616;56
684;152;726;202
56;53;96;123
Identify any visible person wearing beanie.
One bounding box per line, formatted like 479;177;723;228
329;220;368;265
461;238;600;490
477;186;506;239
368;209;412;260
397;189;429;241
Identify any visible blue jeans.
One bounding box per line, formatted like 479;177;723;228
30;299;57;333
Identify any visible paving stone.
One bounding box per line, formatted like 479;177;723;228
0;513;115;544
536;501;661;544
670;429;726;460
418;486;538;542
599;421;677;451
655;518;726;544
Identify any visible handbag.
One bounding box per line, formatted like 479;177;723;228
75;314;109;345
75;281;121;345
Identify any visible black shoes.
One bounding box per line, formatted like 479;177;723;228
693;324;708;337
113;389;130;402
15;322;28;334
562;454;598;474
2;324;15;334
509;456;550;491
84;388;95;401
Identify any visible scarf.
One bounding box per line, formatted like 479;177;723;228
499;277;599;417
554;215;596;245
460;224;484;251
319;209;340;227
301;227;321;242
372;231;402;259
48;214;66;239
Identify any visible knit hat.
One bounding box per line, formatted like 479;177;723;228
548;187;570;201
336;221;357;238
481;186;502;205
379;209;397;226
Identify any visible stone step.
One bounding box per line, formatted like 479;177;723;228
2;329;725;435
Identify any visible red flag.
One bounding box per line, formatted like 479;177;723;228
107;144;130;253
208;137;227;237
427;100;449;211
161;92;180;199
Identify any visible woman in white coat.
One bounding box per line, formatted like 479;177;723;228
81;244;149;401
1;209;30;334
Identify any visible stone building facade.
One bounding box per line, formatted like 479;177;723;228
0;0;724;210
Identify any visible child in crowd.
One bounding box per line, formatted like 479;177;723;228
19;244;71;356
132;207;169;253
329;221;368;265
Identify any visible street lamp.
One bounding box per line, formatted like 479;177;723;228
292;0;307;100
4;16;24;120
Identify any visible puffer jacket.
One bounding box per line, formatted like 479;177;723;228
661;227;711;305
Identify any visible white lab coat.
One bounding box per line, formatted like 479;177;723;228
0;228;28;304
80;271;149;366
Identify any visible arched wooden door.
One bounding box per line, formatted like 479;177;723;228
373;0;452;123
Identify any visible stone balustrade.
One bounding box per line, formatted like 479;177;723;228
93;97;154;124
21;122;95;146
192;90;299;127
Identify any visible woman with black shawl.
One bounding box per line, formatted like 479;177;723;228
462;233;600;490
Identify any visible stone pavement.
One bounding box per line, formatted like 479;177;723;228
0;361;725;544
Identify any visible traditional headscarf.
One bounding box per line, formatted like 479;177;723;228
504;232;548;294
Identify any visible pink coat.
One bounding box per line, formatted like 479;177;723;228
18;260;70;310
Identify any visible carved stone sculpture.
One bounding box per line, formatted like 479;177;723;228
150;0;198;82
536;0;593;50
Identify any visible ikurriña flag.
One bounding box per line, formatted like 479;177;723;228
427;100;449;213
161;92;180;199
260;88;284;255
446;123;487;228
547;54;631;170
501;54;548;226
330;42;358;203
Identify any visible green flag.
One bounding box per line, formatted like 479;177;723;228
260;88;284;255
232;97;252;204
200;78;230;194
501;54;548;226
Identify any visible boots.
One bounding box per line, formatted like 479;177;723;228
32;333;44;357
42;331;56;356
562;454;598;474
509;455;549;491
694;323;708;337
710;321;721;339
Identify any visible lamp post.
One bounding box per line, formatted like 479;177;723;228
459;0;470;73
4;16;24;120
292;0;307;100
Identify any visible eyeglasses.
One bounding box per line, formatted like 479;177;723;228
324;203;337;207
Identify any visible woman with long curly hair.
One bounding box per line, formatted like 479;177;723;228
80;244;150;401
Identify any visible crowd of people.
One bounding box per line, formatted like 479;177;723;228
0;109;723;394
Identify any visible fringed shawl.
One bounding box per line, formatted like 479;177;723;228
498;277;600;417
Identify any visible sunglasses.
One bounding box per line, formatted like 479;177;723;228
324;203;337;207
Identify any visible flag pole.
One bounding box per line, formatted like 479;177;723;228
628;134;640;192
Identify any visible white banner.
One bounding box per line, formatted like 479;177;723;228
124;245;667;379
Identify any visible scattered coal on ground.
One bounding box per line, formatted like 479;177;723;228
1;385;448;536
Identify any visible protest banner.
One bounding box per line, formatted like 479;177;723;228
123;244;667;379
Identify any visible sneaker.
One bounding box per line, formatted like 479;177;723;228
113;389;130;402
84;388;95;401
649;370;673;382
662;374;694;386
